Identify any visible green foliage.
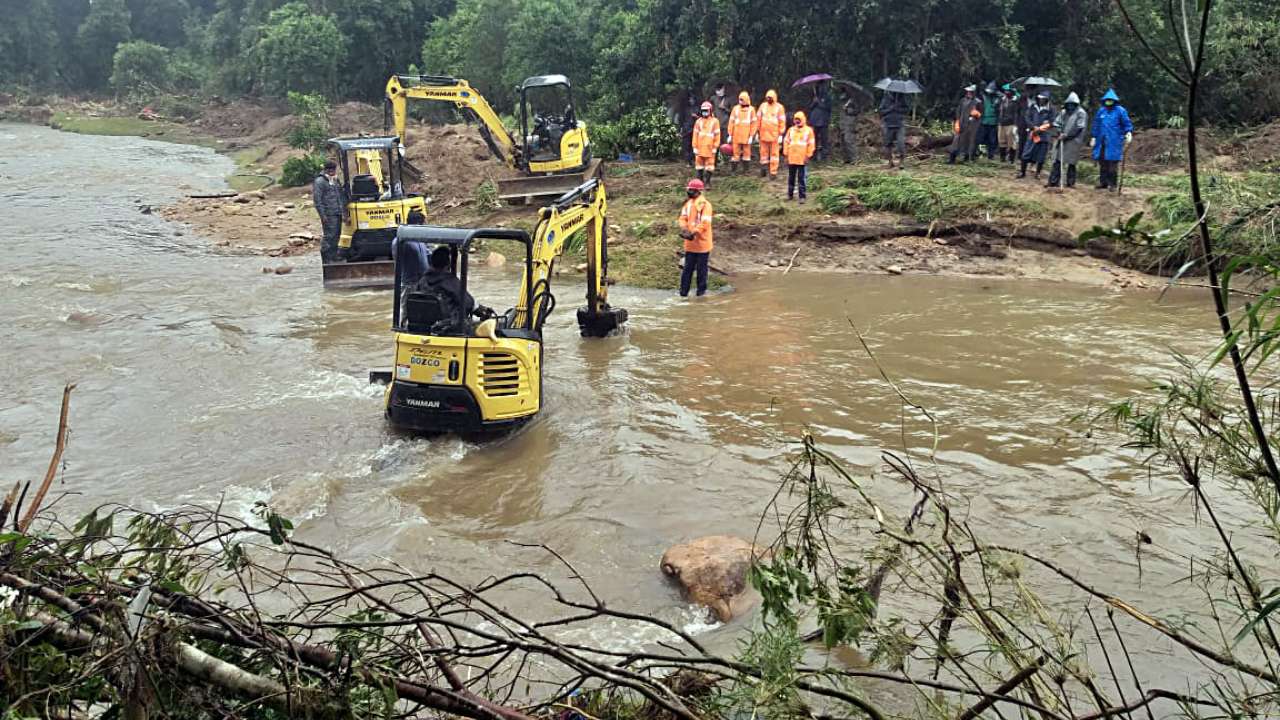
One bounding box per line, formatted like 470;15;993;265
252;2;344;96
830;170;1047;221
281;153;326;188
285;91;330;152
473;179;501;211
76;0;132;89
110;40;172;96
592;105;681;160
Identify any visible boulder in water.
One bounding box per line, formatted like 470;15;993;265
661;535;765;622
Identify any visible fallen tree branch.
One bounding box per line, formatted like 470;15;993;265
19;383;75;532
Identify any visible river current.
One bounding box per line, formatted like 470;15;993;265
0;123;1246;689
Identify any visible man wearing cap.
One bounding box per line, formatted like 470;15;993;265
313;158;346;263
948;85;982;164
1091;89;1134;191
678;178;714;297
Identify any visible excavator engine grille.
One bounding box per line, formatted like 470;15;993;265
478;353;526;397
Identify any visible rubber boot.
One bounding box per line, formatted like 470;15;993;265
999;148;1007;162
697;169;705;185
704;171;713;189
947;152;957;165
1066;164;1077;188
759;164;767;178
1018;160;1028;178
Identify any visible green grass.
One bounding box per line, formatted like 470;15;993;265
823;170;1049;221
50;112;219;148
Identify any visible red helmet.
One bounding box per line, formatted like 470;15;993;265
686;178;705;191
719;142;733;156
700;101;713;112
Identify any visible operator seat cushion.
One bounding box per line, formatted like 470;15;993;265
351;174;380;201
404;291;465;336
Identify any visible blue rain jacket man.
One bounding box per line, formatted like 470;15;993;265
1091;89;1133;191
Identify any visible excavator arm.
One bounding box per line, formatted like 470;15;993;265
385;74;521;170
514;179;626;338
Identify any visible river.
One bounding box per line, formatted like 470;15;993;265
0;123;1245;691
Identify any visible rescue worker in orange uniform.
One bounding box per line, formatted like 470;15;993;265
726;90;758;174
782;111;816;202
678;178;714;297
757;89;787;179
692;101;721;188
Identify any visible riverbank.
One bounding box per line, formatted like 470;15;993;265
5;95;1217;291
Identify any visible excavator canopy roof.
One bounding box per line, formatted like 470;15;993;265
327;136;401;152
521;75;571;90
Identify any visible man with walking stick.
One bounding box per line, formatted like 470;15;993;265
1090;89;1133;192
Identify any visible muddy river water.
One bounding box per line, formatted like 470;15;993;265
0;123;1250;690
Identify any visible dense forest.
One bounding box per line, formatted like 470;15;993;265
2;0;1278;125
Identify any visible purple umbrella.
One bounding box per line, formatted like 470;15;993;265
791;73;833;88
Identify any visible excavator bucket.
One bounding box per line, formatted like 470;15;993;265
497;159;604;205
322;260;395;290
577;305;628;338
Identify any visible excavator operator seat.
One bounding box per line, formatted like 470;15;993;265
403;291;462;335
351;174;380;202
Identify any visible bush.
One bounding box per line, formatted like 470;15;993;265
110;41;172;97
281;153;326;187
592;105;681;160
834;171;1047;221
253;2;344;96
286;91;330;152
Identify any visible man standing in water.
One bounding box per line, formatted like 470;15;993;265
678;178;714;297
313;159;345;262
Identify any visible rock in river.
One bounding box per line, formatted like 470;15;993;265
661;535;765;622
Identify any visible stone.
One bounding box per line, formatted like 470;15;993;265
274;265;294;275
288;237;309;247
283;202;296;209
275;206;289;215
660;535;765;622
249;190;267;201
885;265;904;275
289;231;315;241
934;238;949;245
574;262;588;272
232;195;251;204
485;251;506;268
262;266;273;273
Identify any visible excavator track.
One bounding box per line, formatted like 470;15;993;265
497;159;603;205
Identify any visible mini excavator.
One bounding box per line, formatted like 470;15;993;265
321;136;428;289
370;178;625;433
385;74;602;203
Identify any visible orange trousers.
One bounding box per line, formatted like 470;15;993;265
759;140;780;175
732;142;752;162
695;154;716;171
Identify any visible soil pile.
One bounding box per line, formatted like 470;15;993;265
399;122;519;205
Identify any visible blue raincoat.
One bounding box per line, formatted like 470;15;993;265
1091;89;1133;162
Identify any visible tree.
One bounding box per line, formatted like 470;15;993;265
330;0;426;100
110;40;173;96
421;0;514;108
0;0;60;86
126;0;193;47
251;1;345;96
76;0;133;90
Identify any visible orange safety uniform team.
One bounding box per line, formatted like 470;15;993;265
679;87;821;296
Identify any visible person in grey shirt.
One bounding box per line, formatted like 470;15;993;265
312;159;346;262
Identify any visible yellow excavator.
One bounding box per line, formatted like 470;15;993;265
369;178;625;433
321;136;428;289
385;74;602;203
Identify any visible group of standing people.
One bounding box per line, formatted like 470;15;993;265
688;86;817;201
947;82;1134;190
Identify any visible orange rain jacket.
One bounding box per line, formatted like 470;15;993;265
680;195;714;253
783;112;816;166
727;91;758;144
757;90;787;143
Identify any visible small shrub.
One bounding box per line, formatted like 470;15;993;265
111;41;172;97
286;91;330;152
816;188;858;214
836;171;1046;221
592;105;681;160
474;179;501;211
281;153;326;187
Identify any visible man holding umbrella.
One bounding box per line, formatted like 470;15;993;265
1091;89;1133;191
874;78;920;169
808;81;834;161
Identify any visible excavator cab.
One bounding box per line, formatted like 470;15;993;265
373;179;625;435
519;75;590;174
321;136;428;289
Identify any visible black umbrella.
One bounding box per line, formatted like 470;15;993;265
874;77;923;94
1012;76;1062;88
833;79;874;100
